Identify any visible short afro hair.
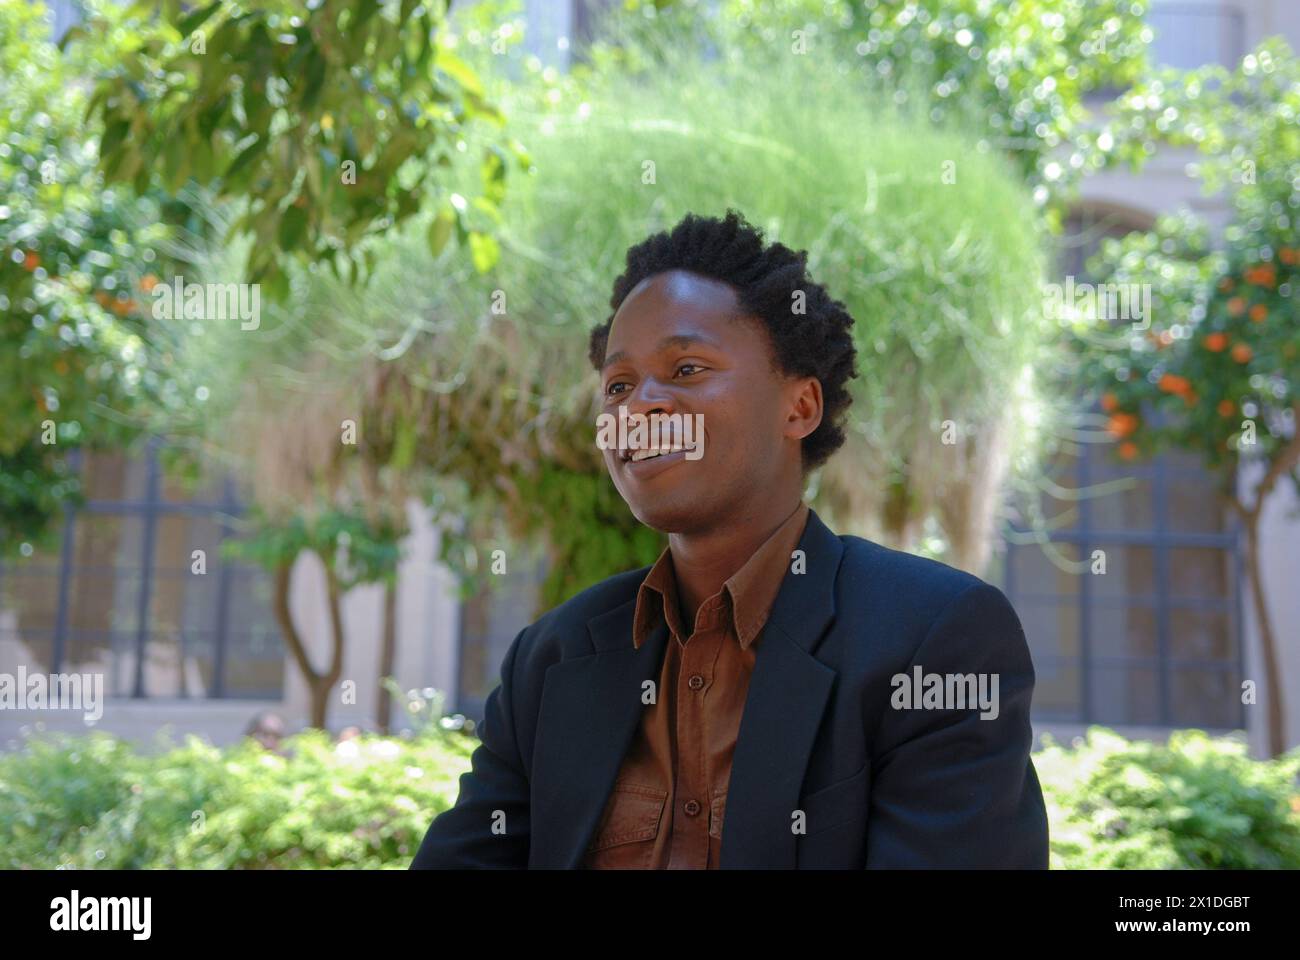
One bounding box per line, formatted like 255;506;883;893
588;209;859;471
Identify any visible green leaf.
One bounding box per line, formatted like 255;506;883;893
427;209;454;258
278;204;308;251
177;1;222;38
467;230;499;273
224;135;266;184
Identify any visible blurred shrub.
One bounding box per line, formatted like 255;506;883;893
4;722;1298;868
0;730;141;866
1039;727;1300;869
0;724;475;869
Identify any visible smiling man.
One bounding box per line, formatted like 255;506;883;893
411;209;1049;869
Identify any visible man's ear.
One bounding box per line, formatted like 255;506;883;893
784;376;823;442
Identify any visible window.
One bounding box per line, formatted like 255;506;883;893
454;542;548;723
1007;444;1244;728
0;442;282;699
1148;2;1245;71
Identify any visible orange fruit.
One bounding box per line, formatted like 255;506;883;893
1107;412;1139;438
1231;343;1252;363
1249;303;1267;323
1244;264;1276;287
1158;373;1191;395
1101;392;1119;412
1227;297;1246;317
1118;441;1139;460
1218;399;1235;417
1203;332;1228;351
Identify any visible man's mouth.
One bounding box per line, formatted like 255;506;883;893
619;445;691;478
626;446;673;463
599;410;706;470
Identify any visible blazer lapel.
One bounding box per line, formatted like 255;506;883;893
528;600;668;868
721;509;845;868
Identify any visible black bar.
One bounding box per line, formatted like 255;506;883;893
131;439;161;699
50;449;81;676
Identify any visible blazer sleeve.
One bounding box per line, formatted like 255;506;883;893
410;626;532;868
864;581;1049;868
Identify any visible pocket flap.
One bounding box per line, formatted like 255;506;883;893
708;792;726;840
586;781;668;852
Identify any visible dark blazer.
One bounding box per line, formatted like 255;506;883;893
411;508;1049;868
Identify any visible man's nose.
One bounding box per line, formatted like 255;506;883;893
624;376;675;418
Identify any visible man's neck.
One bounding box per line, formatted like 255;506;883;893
667;493;802;627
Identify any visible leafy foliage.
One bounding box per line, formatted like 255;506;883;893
1072;39;1300;480
420;8;1055;584
0;725;475;869
601;0;1154;220
1039;727;1300;869
4;724;1296;868
224;506;404;587
75;0;528;298
0;0;166;555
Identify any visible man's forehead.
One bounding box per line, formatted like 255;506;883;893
619;269;740;319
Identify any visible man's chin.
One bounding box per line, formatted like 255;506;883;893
626;497;715;536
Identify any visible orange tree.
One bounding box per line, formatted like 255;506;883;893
0;1;168;556
1073;39;1299;756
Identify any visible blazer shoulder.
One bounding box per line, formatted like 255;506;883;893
831;536;1023;672
836;533;999;615
514;563;651;658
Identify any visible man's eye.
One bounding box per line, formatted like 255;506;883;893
606;381;629;396
675;364;705;377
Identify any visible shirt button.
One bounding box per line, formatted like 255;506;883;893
687;674;705;691
683;799;701;816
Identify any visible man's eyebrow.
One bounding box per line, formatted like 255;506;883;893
600;333;722;372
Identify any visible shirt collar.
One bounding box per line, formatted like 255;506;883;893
632;501;810;652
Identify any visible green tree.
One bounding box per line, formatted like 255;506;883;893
66;0;531;730
225;506;403;730
407;0;1158;602
74;0;528;297
0;0;166;556
269;1;1061;612
600;0;1154;219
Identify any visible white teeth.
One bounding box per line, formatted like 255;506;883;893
630;448;665;462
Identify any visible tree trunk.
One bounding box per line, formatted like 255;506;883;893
272;553;348;732
1239;509;1287;758
317;560;348;732
309;680;330;730
376;579;398;734
1229;403;1300;758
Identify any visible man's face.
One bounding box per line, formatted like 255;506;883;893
597;269;812;534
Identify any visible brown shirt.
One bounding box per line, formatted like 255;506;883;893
582;501;810;869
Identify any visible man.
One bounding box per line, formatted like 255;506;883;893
411;209;1049;869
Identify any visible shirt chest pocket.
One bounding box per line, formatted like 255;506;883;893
583;781;668;869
